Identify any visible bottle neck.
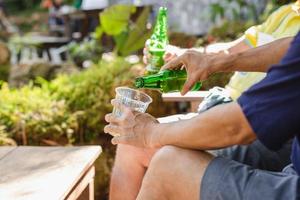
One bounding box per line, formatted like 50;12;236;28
135;73;164;88
152;7;168;41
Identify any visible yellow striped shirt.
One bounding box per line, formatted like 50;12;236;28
226;2;300;100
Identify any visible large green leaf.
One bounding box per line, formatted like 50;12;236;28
118;7;152;56
114;31;129;54
100;5;136;35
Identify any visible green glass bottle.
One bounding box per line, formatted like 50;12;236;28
135;70;202;93
146;7;168;74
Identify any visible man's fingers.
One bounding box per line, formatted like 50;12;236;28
105;113;122;124
143;55;148;65
104;124;122;136
143;47;148;56
160;55;184;71
111;135;133;145
181;77;197;96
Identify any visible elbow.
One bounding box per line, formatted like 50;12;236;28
236;130;257;145
224;123;257;146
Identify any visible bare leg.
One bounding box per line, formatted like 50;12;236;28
109;115;195;199
109;144;157;200
137;146;214;200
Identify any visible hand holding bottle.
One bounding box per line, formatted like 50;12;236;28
161;50;221;95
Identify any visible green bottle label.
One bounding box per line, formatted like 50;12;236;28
149;49;165;72
146;7;168;74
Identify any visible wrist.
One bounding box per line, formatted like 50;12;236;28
146;121;163;148
209;51;234;73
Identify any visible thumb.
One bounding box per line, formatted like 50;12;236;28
160;55;184;71
163;52;176;62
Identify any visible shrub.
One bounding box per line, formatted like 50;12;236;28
0;56;136;145
0;64;10;82
49;57;135;142
0;82;78;145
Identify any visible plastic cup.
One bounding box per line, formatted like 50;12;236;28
112;87;153;118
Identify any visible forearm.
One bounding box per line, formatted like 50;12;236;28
213;37;293;73
173;37;247;56
152;103;256;150
205;36;249;54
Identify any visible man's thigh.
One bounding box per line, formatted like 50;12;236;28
210;140;292;171
201;157;300;200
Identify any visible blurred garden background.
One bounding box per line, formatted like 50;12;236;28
0;0;293;199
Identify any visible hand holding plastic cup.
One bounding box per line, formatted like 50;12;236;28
112;87;153;118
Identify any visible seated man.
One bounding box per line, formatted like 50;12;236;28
108;1;300;199
105;35;299;199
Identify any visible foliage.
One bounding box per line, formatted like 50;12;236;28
0;57;136;145
4;0;42;14
99;5;136;36
49;57;135;141
210;0;259;23
95;4;152;56
0;82;78;145
202;72;233;91
209;20;253;42
68;38;103;67
210;0;293;25
0;64;10;82
0;125;16;145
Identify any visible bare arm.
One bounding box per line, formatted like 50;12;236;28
161;37;293;95
105;101;256;150
161;36;249;62
218;37;293;73
205;36;250;54
153;103;256;150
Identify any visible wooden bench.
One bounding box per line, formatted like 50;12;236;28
15;35;70;63
0;146;101;200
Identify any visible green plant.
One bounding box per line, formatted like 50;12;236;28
0;64;10;82
0;125;16;145
95;4;152;56
208;20;253;41
210;0;259;23
0;56;136;145
0;81;78;145
50;57;135;141
68;38;103;67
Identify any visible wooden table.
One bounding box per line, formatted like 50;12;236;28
162;91;209;112
0;146;102;200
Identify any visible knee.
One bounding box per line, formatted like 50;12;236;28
147;145;184;176
151;145;181;165
115;144;152;167
137;146;181;197
147;146;210;178
140;146;212;199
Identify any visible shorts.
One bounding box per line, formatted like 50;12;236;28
201;140;300;200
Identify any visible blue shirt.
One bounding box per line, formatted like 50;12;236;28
238;31;300;175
